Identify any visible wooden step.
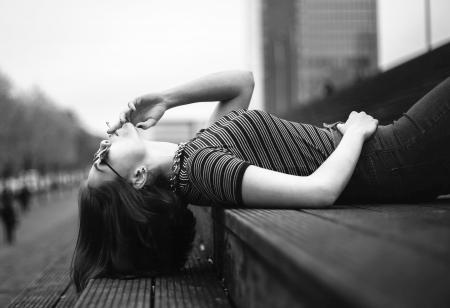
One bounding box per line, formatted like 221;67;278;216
154;249;230;308
75;247;231;308
214;200;450;308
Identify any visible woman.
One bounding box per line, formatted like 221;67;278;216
72;70;450;292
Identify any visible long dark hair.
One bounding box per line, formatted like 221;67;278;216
71;176;196;293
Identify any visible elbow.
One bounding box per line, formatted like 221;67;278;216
310;181;337;208
240;70;254;89
322;192;337;207
245;71;255;97
305;174;339;208
320;183;338;206
248;71;255;89
246;70;254;84
237;71;255;103
314;189;336;208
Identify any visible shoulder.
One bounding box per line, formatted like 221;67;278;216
185;146;251;206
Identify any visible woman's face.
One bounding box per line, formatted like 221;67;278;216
87;122;147;188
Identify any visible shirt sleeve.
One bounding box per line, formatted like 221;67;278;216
186;146;251;207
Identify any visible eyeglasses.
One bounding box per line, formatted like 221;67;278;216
93;140;125;180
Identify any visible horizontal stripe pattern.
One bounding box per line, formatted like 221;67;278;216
174;109;336;207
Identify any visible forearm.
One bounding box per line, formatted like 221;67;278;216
310;130;365;204
161;70;253;109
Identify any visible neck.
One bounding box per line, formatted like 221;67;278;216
142;140;179;183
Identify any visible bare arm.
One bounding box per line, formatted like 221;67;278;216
241;130;364;208
107;70;254;133
241;112;377;208
163;70;254;126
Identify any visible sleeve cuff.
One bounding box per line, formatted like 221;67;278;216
235;161;251;207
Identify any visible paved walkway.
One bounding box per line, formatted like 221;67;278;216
0;188;78;307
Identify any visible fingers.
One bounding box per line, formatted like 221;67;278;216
127;98;138;111
136;118;156;129
122;111;130;123
106;109;129;134
106;97;143;134
106;120;122;134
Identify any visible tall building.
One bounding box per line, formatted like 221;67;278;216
262;0;378;115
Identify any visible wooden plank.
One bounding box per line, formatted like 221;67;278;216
55;283;78;308
7;248;74;308
154;249;231;308
74;278;152;308
223;209;450;308
301;202;450;262
75;248;230;307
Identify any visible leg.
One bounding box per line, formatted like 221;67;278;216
6;224;13;244
338;78;450;203
379;77;450;198
391;77;450;152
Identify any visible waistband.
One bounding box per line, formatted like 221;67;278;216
322;121;344;149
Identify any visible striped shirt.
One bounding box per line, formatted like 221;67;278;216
173;108;337;207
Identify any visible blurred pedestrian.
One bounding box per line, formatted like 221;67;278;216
0;181;18;244
17;181;31;212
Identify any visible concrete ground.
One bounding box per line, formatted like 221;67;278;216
0;187;78;307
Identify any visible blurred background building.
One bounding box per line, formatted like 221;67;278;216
261;0;378;116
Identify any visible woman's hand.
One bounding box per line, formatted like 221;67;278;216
107;93;168;134
336;111;378;140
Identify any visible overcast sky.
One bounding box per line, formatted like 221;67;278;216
0;0;449;135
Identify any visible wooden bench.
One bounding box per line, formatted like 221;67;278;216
213;200;450;308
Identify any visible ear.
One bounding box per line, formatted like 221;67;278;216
132;166;148;190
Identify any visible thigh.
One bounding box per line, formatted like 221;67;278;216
391;77;450;155
364;124;450;201
337;125;447;203
334;115;450;204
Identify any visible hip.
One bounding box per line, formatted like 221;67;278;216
325;123;445;202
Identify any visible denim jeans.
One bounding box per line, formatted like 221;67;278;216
324;77;450;204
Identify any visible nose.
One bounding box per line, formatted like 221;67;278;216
100;140;110;146
98;140;111;151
